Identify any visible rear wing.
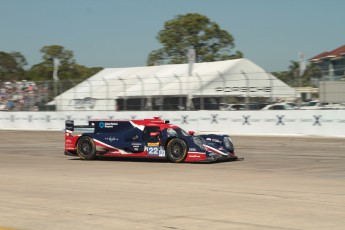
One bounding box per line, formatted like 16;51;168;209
65;120;94;132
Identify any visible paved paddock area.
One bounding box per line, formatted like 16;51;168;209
0;131;344;230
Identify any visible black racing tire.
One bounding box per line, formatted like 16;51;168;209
76;136;96;160
166;138;188;163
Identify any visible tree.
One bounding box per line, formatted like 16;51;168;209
27;61;102;81
147;13;243;65
40;45;75;66
0;51;27;81
286;60;300;86
304;63;322;84
27;45;79;81
272;71;290;85
273;61;322;87
1;45;103;83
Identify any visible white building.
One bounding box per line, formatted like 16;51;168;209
53;58;299;111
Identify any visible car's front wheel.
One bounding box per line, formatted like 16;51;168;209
166;138;187;163
76;136;96;160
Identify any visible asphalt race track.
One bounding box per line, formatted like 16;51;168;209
0;131;344;230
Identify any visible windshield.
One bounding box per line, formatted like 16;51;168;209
166;128;189;138
223;136;234;151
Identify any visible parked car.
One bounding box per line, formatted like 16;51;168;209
220;103;267;111
219;103;245;110
300;100;345;110
261;103;295;110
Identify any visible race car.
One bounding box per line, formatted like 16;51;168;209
64;117;241;163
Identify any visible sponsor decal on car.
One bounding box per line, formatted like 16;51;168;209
148;146;159;155
99;122;119;128
105;136;118;142
158;147;165;157
147;142;160;156
147;143;165;156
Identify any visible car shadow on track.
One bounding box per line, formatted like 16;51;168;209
68;157;240;164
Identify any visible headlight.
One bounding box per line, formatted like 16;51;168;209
193;137;206;151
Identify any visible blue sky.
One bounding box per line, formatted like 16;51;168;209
0;0;344;72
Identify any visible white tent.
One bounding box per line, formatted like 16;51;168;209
54;58;299;110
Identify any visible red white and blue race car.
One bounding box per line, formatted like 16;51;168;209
65;117;241;163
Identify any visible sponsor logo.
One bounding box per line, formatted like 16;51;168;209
69;97;96;109
148;142;159;147
105;137;118;142
313;115;322;126
276;115;285;125
242;115;250;125
206;138;221;143
104;122;118;128
200;117;211;121
189;148;197;151
148;146;159;155
285;119;296;122
159;147;165;157
211;114;218;124
188;155;201;158
216;86;272;93
148;145;164;156
132;143;141;146
99;122;118;128
211;139;221;143
132;143;142;151
301;119;313;122
181;115;188;124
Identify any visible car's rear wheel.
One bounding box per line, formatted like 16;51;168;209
77;136;96;160
166;138;187;163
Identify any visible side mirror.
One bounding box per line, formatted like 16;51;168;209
188;131;195;136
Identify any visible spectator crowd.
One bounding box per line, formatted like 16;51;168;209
0;80;48;111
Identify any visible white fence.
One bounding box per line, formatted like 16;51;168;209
1;110;345;137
